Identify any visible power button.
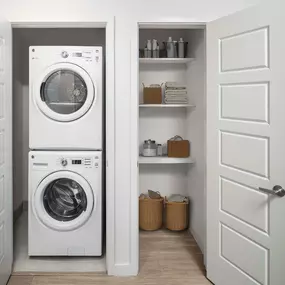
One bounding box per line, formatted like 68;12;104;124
61;51;69;58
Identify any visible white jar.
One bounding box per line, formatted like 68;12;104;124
157;144;163;156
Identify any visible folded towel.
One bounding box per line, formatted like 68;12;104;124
165;87;187;91
165;97;188;101
165;82;187;89
165;97;188;100
165;98;188;104
164;101;188;105
165;90;188;96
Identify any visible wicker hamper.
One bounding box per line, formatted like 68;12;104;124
165;198;189;231
139;197;164;231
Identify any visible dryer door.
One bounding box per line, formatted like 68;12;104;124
33;171;95;231
34;63;95;122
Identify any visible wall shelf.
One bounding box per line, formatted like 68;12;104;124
139;104;195;108
139;58;194;65
139;156;195;164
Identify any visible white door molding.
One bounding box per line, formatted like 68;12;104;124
0;14;12;285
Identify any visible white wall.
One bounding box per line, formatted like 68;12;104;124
12;28;105;208
186;29;206;253
3;0;262;276
0;0;260;23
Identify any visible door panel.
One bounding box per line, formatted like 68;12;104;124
220;27;269;72
0;15;12;285
207;3;285;285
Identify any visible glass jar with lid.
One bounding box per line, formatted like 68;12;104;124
142;140;157;157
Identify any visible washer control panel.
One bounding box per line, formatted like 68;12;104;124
57;156;100;169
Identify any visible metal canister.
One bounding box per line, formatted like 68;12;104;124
164;37;175;58
178;38;188;58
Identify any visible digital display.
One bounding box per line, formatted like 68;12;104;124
74;52;82;57
72;160;82;165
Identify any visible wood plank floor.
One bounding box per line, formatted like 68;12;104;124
8;230;211;285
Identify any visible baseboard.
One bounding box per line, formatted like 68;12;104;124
189;227;204;254
13;203;23;223
108;264;138;276
23;200;28;211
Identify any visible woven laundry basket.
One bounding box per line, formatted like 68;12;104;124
139;197;164;231
165;198;189;231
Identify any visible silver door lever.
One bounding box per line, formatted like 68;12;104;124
258;185;285;197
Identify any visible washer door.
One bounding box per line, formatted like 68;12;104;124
33;171;95;231
34;63;95;122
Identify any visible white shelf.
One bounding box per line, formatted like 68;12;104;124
139;104;195;108
139;58;194;64
139;156;195;165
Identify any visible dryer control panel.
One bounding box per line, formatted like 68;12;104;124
30;46;102;65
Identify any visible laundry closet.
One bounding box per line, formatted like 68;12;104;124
12;27;107;273
136;25;207;276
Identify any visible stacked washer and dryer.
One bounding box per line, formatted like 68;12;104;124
28;46;103;256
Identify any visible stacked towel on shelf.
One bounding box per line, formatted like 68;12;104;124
164;82;188;104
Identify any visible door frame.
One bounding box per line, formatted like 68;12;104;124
10;18;115;275
130;20;207;272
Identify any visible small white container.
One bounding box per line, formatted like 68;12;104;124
157;144;163;156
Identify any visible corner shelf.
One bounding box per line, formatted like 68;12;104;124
139;104;195;108
139;156;195;165
139;58;194;65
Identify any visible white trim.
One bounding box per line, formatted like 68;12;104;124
33;171;95;231
138;157;195;164
138;22;206;29
129;23;139;276
11;17;116;276
105;17;116;276
11;22;107;28
33;63;95;122
139;104;195;108
139;58;195;65
189;227;204;255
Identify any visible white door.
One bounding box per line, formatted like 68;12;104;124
0;15;12;285
207;2;285;285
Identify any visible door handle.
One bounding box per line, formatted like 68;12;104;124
258;185;285;197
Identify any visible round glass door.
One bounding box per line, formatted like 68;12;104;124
43;178;88;222
41;70;88;115
34;63;95;122
33;171;95;231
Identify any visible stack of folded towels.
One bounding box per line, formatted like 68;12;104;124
164;82;188;104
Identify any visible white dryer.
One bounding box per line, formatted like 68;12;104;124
28;151;102;256
29;46;103;150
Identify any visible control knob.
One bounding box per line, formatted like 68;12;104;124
61;159;68;167
61;51;69;58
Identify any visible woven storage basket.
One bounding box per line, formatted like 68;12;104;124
139;197;164;231
165;198;189;231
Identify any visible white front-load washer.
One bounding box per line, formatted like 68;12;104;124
28;151;102;256
29;46;103;150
